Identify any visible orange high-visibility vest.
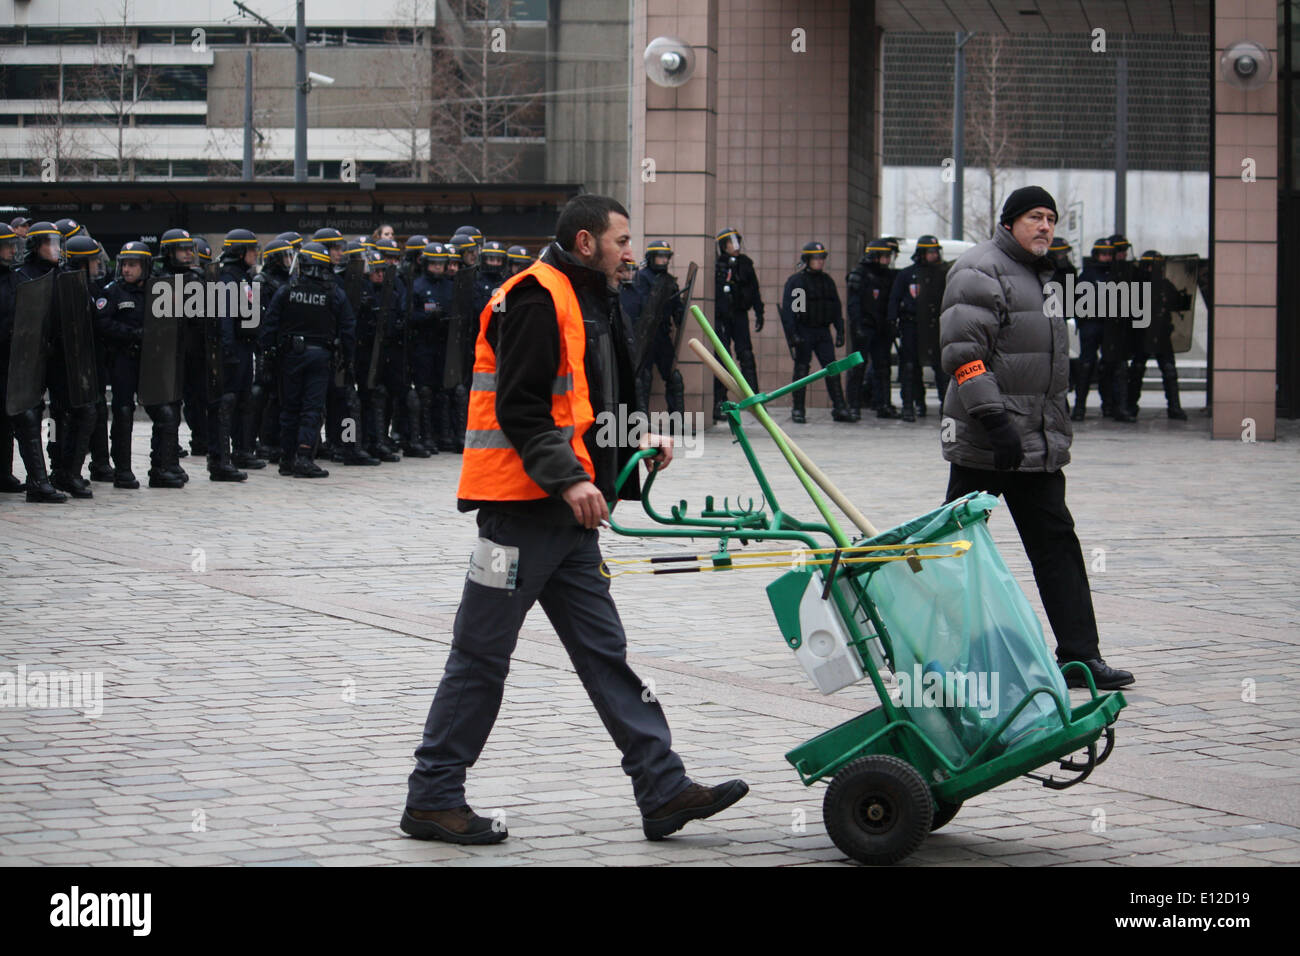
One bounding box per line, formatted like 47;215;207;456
457;260;596;501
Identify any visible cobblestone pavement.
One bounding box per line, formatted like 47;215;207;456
2;394;1298;867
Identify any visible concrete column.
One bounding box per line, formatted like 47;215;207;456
1212;0;1279;439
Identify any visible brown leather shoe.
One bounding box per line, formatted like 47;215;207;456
642;779;749;840
400;805;506;845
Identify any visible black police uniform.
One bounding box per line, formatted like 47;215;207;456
17;257;98;496
1074;256;1111;418
410;266;451;452
1126;263;1189;420
262;274;355;467
846;256;898;418
252;264;290;459
218;257;262;468
622;264;685;418
887;260;948;420
713;250;764;415
1;257;27;493
94;276;186;487
780;265;848;421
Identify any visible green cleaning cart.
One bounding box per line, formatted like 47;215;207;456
604;305;1126;865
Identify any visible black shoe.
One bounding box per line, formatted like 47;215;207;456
369;446;400;463
232;452;267;470
712;402;726;423
1070;405;1086;421
26;479;68;504
52;471;93;499
901;407;916;423
148;469;185;489
208;462;248;482
402;443;433;459
877;405;901;420
292;455;329;478
642;780;750;840
113;469;140;490
1111;409;1136;423
169;464;190;484
831;407;855;423
265;448;282;464
1167;406;1188;421
342;449;381;466
89;462;116;482
177;445;189;459
847;407;861;422
790;409;806;424
914;402;927;418
1;474;25;494
278;460;294;476
1060;658;1135;690
400;806;507;845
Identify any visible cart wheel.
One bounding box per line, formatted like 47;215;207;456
930;798;962;831
823;755;933;865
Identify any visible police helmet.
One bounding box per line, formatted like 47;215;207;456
454;225;483;248
644;239;673;271
404;235;429;260
364;248;386;278
1108;233;1131;254
344;239;366;260
220;227;259;264
912;235;942;262
1090;237;1114;259
65;234;101;268
481;240;507;271
55;218;84;241
800;241;828;266
422;241;446;263
115;241;153;281
506;245;530;263
297;241;332;280
262;235;297;272
375;237;402;261
312;227;345;245
863;238;893;266
716;226;742;255
0;224;20;266
24;221;62;262
194;236;213;264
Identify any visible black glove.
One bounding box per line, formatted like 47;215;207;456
975;410;1024;471
835;329;845;349
754;311;764;333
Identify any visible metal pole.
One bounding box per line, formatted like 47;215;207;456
1115;49;1127;234
294;0;307;182
952;31;968;241
243;50;254;181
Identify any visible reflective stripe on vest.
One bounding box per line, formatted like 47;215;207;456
456;260;596;501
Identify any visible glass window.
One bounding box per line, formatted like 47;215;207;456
198;28;244;46
138;29;174;44
135;114;207;126
2;66;61;99
142;65;207;101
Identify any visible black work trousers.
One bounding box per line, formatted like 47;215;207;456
945;464;1100;662
407;508;690;814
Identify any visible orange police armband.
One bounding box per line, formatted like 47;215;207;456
954;360;986;385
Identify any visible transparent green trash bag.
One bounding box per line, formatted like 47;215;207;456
858;492;1070;766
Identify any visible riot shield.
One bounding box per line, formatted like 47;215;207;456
668;262;698;373
632;272;678;370
366;264;394;390
55;269;101;408
1163;254;1200;354
6;269;54;416
344;258;363;314
914;262;948;366
138;278;183;406
443;266;477;390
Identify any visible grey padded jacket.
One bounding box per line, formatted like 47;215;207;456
938;224;1072;473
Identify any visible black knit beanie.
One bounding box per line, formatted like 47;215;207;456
1000;186;1058;227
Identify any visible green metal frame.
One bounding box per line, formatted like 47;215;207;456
607;304;1125;807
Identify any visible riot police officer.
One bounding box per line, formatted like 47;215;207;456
402;235;429;284
846;239;901;419
219;228;265;471
623;239;686;424
887;236;948;422
66;234;116;482
408;241;451;456
506;245;531;277
1;223;32;495
713;227;765;421
261;241;356;478
1127;250;1189;420
780;242;851;424
1074;237;1130;421
355;249;401;461
157;228;211;460
250;233;297;464
94;242;187;489
194;235;217;279
15;222;98;499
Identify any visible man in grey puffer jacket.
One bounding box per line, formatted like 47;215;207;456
939;185;1133;691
